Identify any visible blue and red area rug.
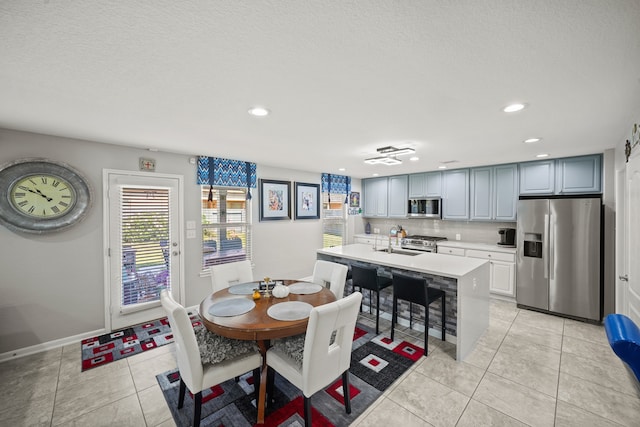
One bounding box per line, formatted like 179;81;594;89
81;312;200;371
156;324;422;427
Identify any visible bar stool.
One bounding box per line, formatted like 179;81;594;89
350;265;392;334
390;272;446;356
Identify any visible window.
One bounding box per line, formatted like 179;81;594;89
322;192;346;248
201;186;252;269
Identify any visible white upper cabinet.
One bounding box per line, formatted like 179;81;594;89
408;172;442;198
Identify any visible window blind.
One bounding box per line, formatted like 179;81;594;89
322;191;345;248
201;186;252;269
120;187;171;307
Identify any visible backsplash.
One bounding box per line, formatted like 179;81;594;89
362;218;517;246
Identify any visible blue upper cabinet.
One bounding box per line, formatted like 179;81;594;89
388;175;408;218
470;167;492;220
519;155;602;195
470;164;517;221
555;155;601;194
493;164;518;220
443;169;470;220
408;172;442;198
519;160;555;194
363;177;388;217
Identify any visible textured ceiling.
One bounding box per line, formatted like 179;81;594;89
1;1;639;178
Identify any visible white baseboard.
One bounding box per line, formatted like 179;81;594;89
0;328;107;363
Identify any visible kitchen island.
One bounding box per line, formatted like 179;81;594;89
317;243;490;361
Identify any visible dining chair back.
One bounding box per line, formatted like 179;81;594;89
350;264;392;334
390;273;446;356
266;291;363;427
160;289;262;427
312;260;349;299
209;259;253;293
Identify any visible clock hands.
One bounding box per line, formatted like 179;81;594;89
26;187;53;202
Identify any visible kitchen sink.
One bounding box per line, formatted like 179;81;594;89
376;248;422;256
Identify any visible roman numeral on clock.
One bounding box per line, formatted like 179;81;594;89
51;206;60;214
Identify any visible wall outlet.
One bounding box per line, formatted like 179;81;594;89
373;228;380;234
456;233;461;240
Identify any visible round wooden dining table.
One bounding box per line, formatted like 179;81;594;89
199;280;336;424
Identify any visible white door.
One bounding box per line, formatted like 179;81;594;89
615;167;628;315
626;151;640;324
104;170;183;331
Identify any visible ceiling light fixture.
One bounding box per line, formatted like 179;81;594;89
524;138;542;143
536;153;549;158
438;165;447;169
338;167;346;171
376;146;415;156
364;156;402;165
248;106;270;117
364;145;415;166
503;103;526;113
409;156;419;161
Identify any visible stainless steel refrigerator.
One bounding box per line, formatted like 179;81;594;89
516;197;602;321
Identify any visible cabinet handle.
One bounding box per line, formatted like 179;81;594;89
619;275;628;282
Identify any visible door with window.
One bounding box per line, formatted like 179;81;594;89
105;171;182;331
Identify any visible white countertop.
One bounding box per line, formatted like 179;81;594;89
437;241;517;254
318;243;487;278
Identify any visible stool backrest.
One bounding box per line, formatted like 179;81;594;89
350;265;379;290
392;273;428;306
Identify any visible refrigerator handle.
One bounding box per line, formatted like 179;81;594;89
544;214;549;279
549;214;554;280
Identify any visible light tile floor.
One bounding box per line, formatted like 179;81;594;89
2;300;639;426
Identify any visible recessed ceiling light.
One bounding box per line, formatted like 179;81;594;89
438;165;447;169
536;153;549;158
338;168;346;171
503;103;526;113
524;138;542;143
372;173;379;177
248;106;270;117
409;156;419;161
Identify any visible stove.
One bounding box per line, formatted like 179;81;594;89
401;235;448;253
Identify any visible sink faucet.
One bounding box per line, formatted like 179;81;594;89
388;227;398;253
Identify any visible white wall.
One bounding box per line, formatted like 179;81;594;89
0;128;340;354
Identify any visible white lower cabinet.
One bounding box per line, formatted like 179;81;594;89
439;244;516;298
488;260;515;297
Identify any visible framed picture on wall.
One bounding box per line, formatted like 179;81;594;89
294;182;320;220
259;179;291;221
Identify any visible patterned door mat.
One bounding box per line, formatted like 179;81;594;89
81;312;200;371
157;324;422;427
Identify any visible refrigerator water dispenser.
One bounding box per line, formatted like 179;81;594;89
523;233;542;258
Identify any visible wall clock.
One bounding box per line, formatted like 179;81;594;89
0;158;92;234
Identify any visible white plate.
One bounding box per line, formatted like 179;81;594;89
288;282;323;295
208;298;255;317
267;301;313;321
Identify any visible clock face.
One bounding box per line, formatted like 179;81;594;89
9;174;76;218
0;159;92;234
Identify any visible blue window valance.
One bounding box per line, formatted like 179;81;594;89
197;156;257;199
321;173;351;203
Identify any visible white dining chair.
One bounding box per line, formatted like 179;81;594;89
266;291;363;426
209;259;253;293
159;289;262;427
311;260;349;299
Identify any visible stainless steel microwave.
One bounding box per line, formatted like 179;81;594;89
408;198;442;218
